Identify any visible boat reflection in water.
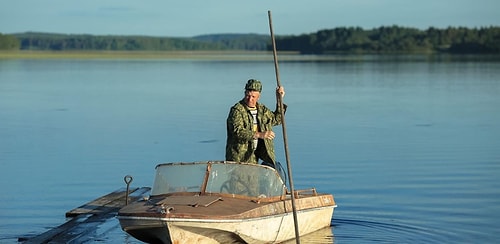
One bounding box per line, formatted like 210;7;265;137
118;161;336;243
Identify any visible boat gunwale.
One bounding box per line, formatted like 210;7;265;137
149;190;334;204
117;204;337;223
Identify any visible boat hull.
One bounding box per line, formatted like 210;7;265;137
119;205;335;243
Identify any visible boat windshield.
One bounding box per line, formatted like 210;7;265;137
151;163;207;195
205;163;286;197
151;161;286;198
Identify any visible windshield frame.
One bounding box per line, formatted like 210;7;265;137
150;161;286;198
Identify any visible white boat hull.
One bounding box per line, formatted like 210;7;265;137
119;205;335;243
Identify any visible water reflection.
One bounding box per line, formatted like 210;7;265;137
288;227;335;244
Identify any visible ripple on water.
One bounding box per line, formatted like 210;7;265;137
331;218;451;243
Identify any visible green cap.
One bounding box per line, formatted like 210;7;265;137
245;79;262;92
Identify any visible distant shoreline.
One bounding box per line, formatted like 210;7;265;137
0;50;345;61
0;50;277;60
1;50;499;62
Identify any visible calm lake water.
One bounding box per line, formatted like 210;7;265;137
1;55;500;243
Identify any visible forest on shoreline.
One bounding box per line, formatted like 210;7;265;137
1;25;499;54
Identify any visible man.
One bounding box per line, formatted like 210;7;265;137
225;79;286;167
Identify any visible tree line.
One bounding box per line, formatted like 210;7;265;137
10;32;225;51
1;26;499;54
3;32;268;52
277;26;500;54
0;33;20;50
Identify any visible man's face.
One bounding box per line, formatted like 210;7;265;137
244;90;260;108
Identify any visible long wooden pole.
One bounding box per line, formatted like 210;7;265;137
268;10;301;243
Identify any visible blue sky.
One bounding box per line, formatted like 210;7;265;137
1;0;499;37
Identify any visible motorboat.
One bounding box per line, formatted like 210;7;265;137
118;161;336;243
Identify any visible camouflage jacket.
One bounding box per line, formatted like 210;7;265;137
225;100;286;165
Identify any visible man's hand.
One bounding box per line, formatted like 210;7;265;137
276;86;285;98
255;131;276;140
